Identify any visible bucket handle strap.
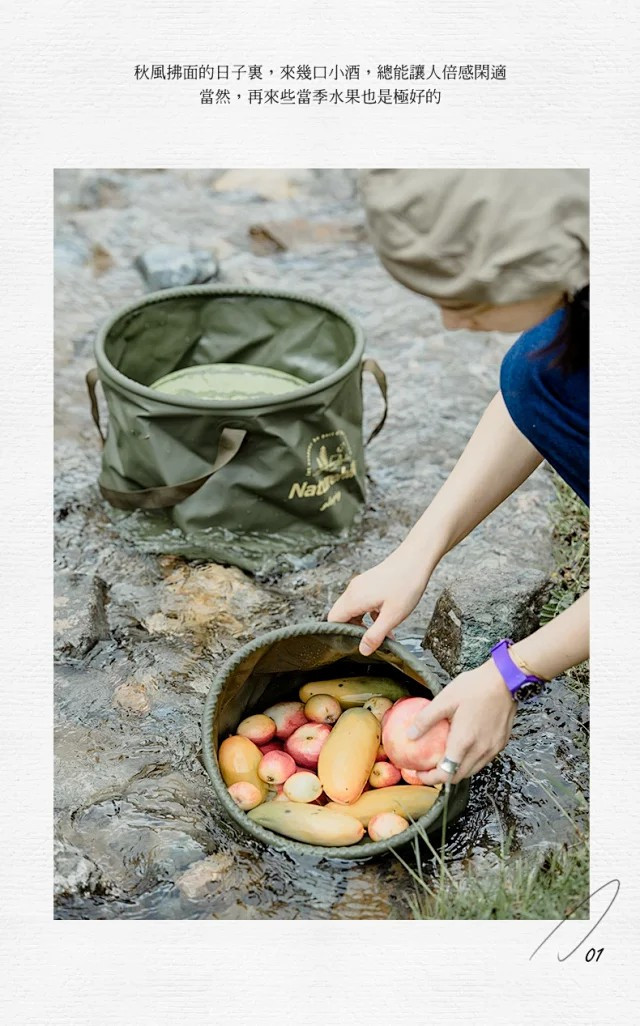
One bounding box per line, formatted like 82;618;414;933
98;428;247;511
85;368;246;511
86;367;106;445
361;357;388;444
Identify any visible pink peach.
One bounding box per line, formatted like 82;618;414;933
227;781;263;811
284;722;331;768
237;713;276;746
368;812;410;841
304;693;342;725
263;700;308;740
369;762;402;788
283;771;323;803
382;696;449;772
258;750;296;785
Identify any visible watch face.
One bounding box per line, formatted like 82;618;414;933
513;679;546;703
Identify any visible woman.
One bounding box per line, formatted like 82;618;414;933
328;169;589;787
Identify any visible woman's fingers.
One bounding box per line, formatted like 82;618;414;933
327;589;367;623
359;605;400;655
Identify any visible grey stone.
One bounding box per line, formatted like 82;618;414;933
423;567;552;677
77;171;127;210
135;244;219;290
54;839;102;898
54;235;89;270
54;571;110;661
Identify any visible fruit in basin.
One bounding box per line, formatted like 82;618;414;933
368;812;409;841
285;723;331;768
237;713;276;746
258;750;296;786
228;781;264;811
363;696;393;722
283;771;323;803
218;735;268;799
300;676;409;709
369;762;402;788
263;700;308;740
382;697;449;771
248;802;365;846
259;740;284;756
317;707;381;804
304;694;342;725
325;784;441;826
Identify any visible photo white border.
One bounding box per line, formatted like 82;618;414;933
2;0;639;1021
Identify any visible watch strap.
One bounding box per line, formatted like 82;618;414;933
490;639;543;694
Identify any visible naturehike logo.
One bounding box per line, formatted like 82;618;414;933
287;431;357;511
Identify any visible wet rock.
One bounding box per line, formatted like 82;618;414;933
175;853;235;900
143;560;282;641
54;234;89;270
54;839;103;898
77;171;128;210
60;770;215;897
62;798;207;896
90;242;114;276
213;168;313;201
135;244;218;290
54;571;110;661
423;567;552;676
249;217;366;254
54;723;164;810
113;673;157;715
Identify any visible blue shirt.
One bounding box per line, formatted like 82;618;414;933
500;307;589;505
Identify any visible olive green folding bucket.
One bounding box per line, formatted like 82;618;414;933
87;285;387;570
201;621;469;861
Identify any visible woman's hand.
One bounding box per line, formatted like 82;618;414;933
408;660;517;785
327;544;433;655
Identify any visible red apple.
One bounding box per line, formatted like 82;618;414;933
263;700;308;740
368;812;409;841
284;722;331;768
227;781;263;811
369;762;402;788
258;750;296;785
382;696;449;772
283;771;323;803
258;740;284;756
304;693;342;725
237;713;276;745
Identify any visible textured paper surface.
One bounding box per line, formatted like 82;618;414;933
2;0;640;1022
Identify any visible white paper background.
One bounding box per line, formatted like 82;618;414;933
2;0;639;1022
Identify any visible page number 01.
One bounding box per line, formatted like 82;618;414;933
585;947;604;962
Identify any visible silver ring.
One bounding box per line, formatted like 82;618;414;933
438;756;460;776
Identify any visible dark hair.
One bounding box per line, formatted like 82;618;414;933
535;284;589;373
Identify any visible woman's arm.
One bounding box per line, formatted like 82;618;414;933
401;390;543;560
328;391;544;654
409;590;590;785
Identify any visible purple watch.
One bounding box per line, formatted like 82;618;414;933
490;638;543;696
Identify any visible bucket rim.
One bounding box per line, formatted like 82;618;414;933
95;284;366;412
201;620;460;862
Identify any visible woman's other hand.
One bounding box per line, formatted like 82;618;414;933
327;544;433;656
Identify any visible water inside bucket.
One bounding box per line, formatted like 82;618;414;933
150;362;308;401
